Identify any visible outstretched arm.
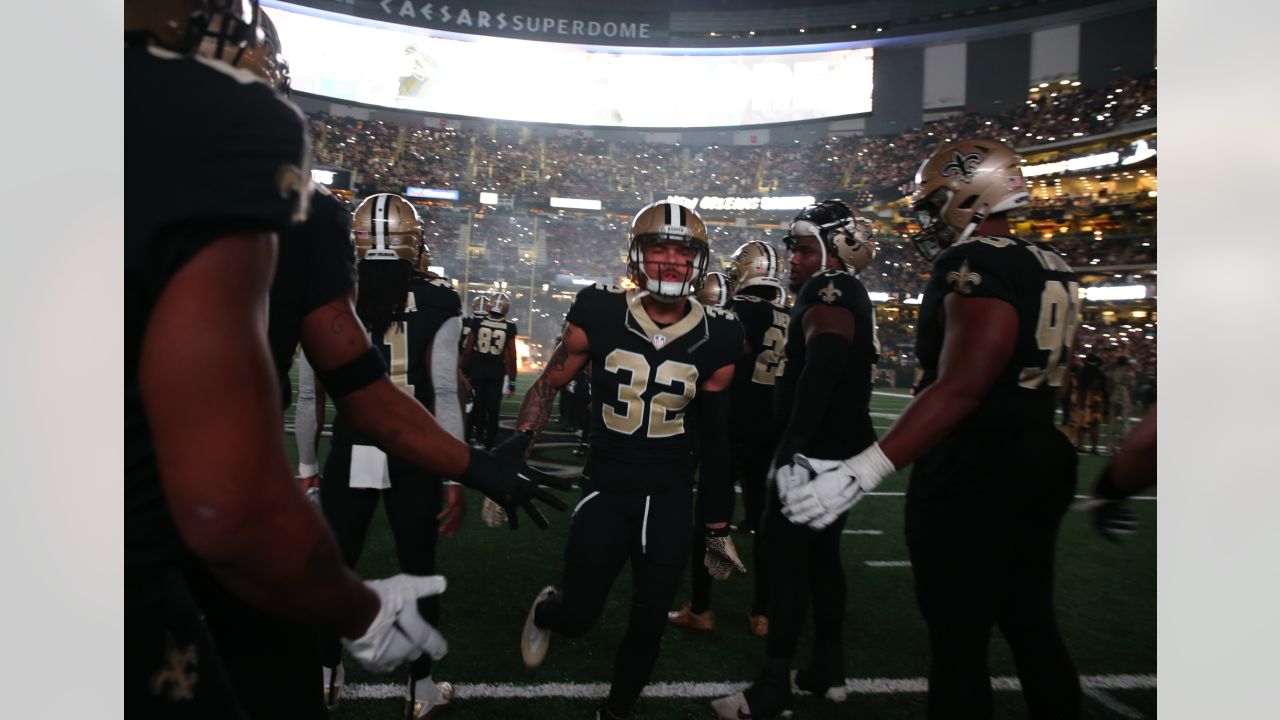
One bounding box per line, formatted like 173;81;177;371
876;294;1017;468
142;232;377;640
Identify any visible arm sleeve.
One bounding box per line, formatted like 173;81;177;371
294;349;319;477
773;332;851;466
431;316;465;442
697;389;734;525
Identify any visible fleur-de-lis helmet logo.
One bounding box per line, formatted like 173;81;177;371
940;151;983;183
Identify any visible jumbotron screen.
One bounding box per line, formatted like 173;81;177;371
265;3;874;128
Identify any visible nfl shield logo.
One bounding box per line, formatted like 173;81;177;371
653;334;667;349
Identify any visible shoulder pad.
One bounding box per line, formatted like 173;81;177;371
706;306;738;321
592;282;627;294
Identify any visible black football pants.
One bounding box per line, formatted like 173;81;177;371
470;376;505;447
744;487;849;714
534;484;693;718
905;433;1081;720
320;438;444;682
686;439;771;617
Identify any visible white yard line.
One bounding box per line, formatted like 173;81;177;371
1084;687;1146;718
865;560;912;567
341;674;1154;700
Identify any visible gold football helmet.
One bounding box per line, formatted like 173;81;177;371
351;194;427;265
626;201;710;301
197;4;289;92
471;295;492;317
126;0;258;54
784;199;878;275
697;272;729;308
910;138;1028;260
489;292;512;319
726;241;784;299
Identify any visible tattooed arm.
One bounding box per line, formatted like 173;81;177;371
515;321;591;446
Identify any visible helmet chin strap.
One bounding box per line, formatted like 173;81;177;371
955;207;988;246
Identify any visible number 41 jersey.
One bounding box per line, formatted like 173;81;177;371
566;284;743;495
916;234;1080;428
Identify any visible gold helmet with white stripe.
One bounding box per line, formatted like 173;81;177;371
352;193;426;266
489;292;511;319
626;200;710;302
696;271;729;308
726;241;784;300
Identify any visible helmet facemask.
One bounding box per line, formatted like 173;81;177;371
627;236;708;303
909;188;956;262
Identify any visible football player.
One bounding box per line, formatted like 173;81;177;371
712;202;878;719
126;2;446;715
671;242;787;638
779;139;1083;718
317;193;467;717
460;294;489;444
513;201;746;719
462;291;518;449
293;348;325;504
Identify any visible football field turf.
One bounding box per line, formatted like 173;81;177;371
284;376;1156;719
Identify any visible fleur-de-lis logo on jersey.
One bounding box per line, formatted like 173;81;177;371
946;259;983;295
818;279;843;304
150;633;199;702
940;151;983;182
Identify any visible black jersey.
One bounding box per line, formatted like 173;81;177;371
915;235;1080;429
268;187;357;408
468;317;518;379
125;45;309;576
774;269;879;460
566;285;743;493
335;275;462;446
725;294;789;442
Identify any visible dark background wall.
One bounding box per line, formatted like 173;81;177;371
1079;6;1157;87
965;33;1032;115
867;47;924;135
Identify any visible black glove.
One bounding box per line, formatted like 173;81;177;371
459;432;572;530
1086;464;1138;542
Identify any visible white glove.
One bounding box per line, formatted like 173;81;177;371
772;460;810;499
344;574;449;672
781;444;895;530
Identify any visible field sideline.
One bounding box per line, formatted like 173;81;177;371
284;374;1156;719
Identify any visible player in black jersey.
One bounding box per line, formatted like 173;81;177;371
713;201;879;720
781;139;1082;719
671;242;787;638
125;2;449;716
317;193;467;717
460;294;489;443
513;201;746;719
462;291;518;449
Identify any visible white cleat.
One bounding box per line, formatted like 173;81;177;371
521;585;556;668
710;691;793;720
407;676;454;719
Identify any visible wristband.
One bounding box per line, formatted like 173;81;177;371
843;443;895;492
316;346;387;399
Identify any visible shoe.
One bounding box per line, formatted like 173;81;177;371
749;614;768;638
667;604;715;631
521;586;556;668
710;691;792;719
322;663;344;707
406;676;454;719
790;669;847;703
305;486;322;507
